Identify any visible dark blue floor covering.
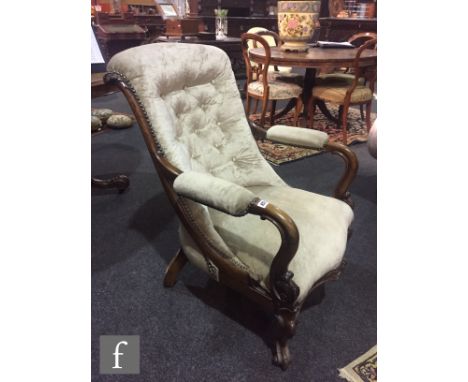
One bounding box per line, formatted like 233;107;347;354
91;92;376;382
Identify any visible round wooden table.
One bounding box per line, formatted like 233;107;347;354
249;46;377;121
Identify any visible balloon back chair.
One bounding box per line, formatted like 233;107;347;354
246;27;304;84
308;38;377;144
241;33;303;128
317;32;377;121
104;43;358;370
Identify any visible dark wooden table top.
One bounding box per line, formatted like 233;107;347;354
155;35;241;45
249;46;377;69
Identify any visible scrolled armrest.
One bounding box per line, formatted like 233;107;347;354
174;171;301;307
173;171;257;216
324;142;359;208
266;125;329;149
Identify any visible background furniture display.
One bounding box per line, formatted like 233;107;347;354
133;14;165;38
156;1;200;37
242;33;303;127
94;12;146;61
319;17;376;41
328;0;376;18
105;42;358;370
248;44;377;123
319;0;376;41
189;0;279;37
308;38;377;143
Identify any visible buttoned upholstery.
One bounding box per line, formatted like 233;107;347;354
107;43;353;302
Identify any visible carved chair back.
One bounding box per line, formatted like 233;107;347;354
349;37;377;95
241;33;272;89
348;31;377;47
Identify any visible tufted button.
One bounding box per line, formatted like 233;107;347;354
232;156;237;162
217;121;221;126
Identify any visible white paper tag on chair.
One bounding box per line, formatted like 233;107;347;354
257;199;269;208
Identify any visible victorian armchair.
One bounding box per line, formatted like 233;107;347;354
105;43;358;370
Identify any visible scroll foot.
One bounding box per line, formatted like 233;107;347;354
271;310;298;370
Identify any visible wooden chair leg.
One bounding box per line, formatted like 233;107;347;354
246;94;251;117
270;100;277;126
337;105;343;130
308;97;316;129
341;104;350;145
260;97;269;128
294;97;303;127
253;98;259;114
163;248;188;288
360;104;365;121
271;309;299;370
366;101;372;132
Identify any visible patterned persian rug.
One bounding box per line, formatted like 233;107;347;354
339;345;377;382
250;105;376;165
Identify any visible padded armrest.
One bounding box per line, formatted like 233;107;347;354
266;125;329;149
173;172;257;216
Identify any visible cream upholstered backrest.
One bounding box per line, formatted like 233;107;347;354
107;43;284;271
107;43;282;188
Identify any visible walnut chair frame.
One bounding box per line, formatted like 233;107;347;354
241;33;303;128
309;38;377;144
104;69;358;370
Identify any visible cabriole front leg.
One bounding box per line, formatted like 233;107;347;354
272;307;299;370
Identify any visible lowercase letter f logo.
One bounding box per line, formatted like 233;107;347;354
113;341;128;369
100;335;139;374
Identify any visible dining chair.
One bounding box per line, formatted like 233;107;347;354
104;42;358;370
316;32;377;120
246;27;303;85
308;38;377;144
241;33;303;128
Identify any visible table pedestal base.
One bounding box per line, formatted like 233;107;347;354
271;68;339;125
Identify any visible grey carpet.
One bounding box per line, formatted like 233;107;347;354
92;92;376;381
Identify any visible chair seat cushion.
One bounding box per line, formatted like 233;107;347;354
312;83;373;104
316;73;365;86
248;80;302;100
207;185;353;302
